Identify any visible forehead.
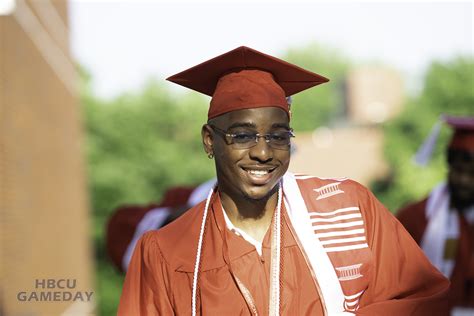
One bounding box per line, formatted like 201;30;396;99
212;107;289;128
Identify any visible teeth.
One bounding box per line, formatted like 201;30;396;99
248;170;269;176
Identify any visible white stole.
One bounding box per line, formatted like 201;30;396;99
420;182;459;278
282;173;353;315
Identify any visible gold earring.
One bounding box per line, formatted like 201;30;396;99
208;153;214;159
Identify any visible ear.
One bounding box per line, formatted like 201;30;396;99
201;124;214;155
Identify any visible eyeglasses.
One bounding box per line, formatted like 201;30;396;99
209;125;295;150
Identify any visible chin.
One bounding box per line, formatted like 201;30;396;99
452;196;474;210
242;183;279;201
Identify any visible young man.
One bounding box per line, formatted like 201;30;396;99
118;46;449;315
398;116;474;312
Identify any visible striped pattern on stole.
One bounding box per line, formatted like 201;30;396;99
294;174;372;313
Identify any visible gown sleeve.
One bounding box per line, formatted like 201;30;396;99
117;231;174;316
356;188;450;316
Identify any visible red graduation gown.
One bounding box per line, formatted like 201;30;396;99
119;177;449;315
398;198;474;309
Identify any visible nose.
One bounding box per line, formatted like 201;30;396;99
451;167;474;184
248;137;273;162
458;172;474;188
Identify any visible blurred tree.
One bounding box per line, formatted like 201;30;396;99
80;72;216;315
372;57;474;212
83;80;214;219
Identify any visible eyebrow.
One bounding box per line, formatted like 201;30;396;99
272;123;291;129
227;122;256;129
226;122;290;130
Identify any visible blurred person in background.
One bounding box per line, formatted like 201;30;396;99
118;46;449;315
398;116;474;314
106;179;215;272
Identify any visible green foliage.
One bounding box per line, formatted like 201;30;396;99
81;78;216;315
83;80;215;217
372;56;474;212
95;248;124;316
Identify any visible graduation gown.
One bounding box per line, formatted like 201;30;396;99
119;175;449;315
398;197;474;309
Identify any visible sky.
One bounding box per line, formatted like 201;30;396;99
69;1;473;99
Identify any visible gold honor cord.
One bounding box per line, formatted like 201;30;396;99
269;185;282;316
233;184;283;316
234;275;259;316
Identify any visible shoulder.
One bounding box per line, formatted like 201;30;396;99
157;200;205;238
142;200;206;268
396;197;428;243
397;198;428;219
293;173;371;201
292;173;395;226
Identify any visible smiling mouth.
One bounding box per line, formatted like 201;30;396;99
241;166;277;177
248;169;270;176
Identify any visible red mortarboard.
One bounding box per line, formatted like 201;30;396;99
158;186;196;208
444;116;474;150
105;186;195;272
106;203;160;272
166;46;329;119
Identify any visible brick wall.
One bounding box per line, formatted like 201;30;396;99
0;1;94;315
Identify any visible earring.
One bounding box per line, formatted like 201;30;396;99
208;152;214;159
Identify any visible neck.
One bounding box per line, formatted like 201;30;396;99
219;185;279;241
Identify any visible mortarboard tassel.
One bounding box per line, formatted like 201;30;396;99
413;120;442;166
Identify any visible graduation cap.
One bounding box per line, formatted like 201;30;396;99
414;115;474;166
445;116;474;150
167;46;329;119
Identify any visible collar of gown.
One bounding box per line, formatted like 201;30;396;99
156;191;296;273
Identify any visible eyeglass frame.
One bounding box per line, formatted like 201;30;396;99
207;124;295;150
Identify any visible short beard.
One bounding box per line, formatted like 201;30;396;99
450;194;474;213
237;183;280;220
448;184;474;212
242;182;280;203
